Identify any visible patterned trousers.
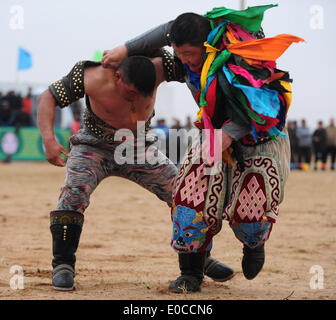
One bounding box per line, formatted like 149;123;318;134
56;128;177;213
171;129;291;252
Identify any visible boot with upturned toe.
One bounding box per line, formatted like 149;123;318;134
242;243;265;280
52;264;75;291
169;252;206;293
204;253;235;282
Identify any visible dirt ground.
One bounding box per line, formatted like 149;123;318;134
0;162;335;300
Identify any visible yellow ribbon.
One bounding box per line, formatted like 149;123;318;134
200;42;220;92
279;80;292;110
197;106;204;120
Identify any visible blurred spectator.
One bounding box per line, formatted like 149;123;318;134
312;121;327;170
0;92;15;126
324;118;336;170
70;113;81;135
183;116;195;151
171;119;182;130
185;116;193;131
296;119;312;170
69;100;83;135
2;90;33;128
20;88;33;126
287;120;299;170
22;88;32;114
154;119;169;157
155;119;169;138
6;90;22;111
170;118;184;164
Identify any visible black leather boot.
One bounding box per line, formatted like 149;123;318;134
169;252;206;293
242;244;265;280
50;210;84;291
204;251;235;282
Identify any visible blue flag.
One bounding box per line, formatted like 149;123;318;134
18;47;32;70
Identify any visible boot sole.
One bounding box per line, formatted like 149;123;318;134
52;285;74;291
208;272;235;283
169;287;201;294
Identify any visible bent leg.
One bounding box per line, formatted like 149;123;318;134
56;144;111;212
225;132;290;248
224;132;290;280
51;143;111;290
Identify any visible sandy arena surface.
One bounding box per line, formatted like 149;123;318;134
0;162;335;300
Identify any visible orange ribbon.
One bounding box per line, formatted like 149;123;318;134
227;34;305;61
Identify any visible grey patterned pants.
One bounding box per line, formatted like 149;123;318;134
56;128;177;213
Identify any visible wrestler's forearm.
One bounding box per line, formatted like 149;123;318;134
37;90;57;143
125;21;173;55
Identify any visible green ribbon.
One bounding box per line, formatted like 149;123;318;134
204;4;278;32
208;50;231;78
198;4;277;122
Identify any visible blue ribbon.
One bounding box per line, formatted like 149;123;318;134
222;65;286;140
184;64;201;90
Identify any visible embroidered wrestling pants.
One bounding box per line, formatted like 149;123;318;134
171;129;291;252
56;129;177;213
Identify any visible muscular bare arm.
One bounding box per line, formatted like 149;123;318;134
37;90;69;167
37;66;103;167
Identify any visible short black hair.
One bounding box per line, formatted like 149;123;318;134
170;13;211;47
118;56;156;96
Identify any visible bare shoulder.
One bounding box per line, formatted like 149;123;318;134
84;65;113;95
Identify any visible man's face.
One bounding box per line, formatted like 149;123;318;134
172;43;205;72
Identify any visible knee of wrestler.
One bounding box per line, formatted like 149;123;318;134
230;220;273;249
56;185;91;213
170;205;213;253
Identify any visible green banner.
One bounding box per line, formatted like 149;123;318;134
0;127;71;161
93;50;103;62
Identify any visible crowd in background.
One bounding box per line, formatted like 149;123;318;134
155;117;336;169
1;90;336;170
0;89;81;133
152;117;194;165
287;118;336;171
0;89;33;128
